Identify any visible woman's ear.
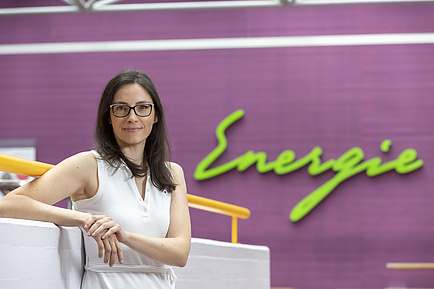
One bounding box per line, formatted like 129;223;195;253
153;116;158;124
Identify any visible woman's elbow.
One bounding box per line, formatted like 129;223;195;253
174;253;189;267
0;193;27;219
0;196;14;218
173;242;190;267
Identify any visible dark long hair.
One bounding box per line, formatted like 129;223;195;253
94;70;176;193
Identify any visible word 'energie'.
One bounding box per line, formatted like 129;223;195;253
194;110;424;222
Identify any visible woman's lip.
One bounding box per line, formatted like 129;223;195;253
123;128;142;132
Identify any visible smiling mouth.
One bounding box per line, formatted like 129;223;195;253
123;128;142;132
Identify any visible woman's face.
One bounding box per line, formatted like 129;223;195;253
110;83;158;150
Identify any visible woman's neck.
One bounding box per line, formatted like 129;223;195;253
121;145;145;166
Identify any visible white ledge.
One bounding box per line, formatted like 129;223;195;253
0;218;270;289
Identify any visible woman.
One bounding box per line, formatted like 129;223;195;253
0;70;191;289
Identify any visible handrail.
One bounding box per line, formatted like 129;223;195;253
0;153;54;176
187;194;250;243
386;262;434;269
0;153;250;243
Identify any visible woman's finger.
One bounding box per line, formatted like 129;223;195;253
91;221;115;237
114;237;124;264
102;223;120;238
108;235;117;267
88;217;113;236
93;235;104;259
84;214;103;230
102;237;112;264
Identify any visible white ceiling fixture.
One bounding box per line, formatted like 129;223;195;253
0;0;433;15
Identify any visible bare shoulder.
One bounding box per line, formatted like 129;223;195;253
168;162;184;174
168;162;187;192
47;151;98;188
168;162;185;181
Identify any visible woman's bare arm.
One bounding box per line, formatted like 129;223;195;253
87;162;192;267
0;152;124;266
0;152;97;226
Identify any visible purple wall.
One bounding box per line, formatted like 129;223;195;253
1;2;434;288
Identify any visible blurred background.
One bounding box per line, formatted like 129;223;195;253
1;1;434;288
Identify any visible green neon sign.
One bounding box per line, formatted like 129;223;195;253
194;110;424;222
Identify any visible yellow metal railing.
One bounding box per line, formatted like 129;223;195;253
0;153;54;177
386;262;434;269
187;194;250;243
0;153;250;243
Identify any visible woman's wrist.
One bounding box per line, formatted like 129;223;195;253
77;211;92;228
120;231;132;245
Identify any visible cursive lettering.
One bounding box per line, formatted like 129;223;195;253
194;110;424;222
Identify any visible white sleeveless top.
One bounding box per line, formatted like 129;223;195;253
72;151;176;289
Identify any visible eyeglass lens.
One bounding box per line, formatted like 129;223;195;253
112;104;153;117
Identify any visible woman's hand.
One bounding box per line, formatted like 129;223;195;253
118;163;191;267
92;233;123;267
83;214;125;266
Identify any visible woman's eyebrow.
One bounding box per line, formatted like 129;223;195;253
111;101;153;105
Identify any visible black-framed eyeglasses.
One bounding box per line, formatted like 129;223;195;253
110;103;154;118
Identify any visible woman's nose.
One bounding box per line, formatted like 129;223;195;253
126;110;139;122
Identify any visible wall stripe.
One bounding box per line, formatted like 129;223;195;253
0;33;433;55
